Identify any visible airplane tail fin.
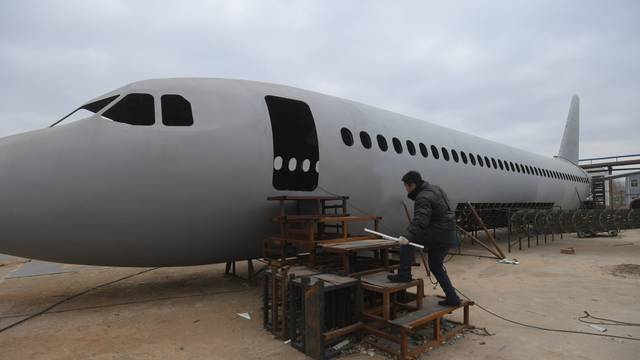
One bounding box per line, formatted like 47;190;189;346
557;95;580;164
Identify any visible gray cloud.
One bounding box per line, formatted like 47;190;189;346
1;0;638;158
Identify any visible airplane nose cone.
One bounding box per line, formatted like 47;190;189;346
0;128;81;261
0;131;43;258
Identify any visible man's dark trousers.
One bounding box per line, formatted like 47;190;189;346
398;244;458;301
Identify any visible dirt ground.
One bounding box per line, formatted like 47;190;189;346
1;230;639;360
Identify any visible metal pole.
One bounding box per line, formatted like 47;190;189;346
507;210;512;253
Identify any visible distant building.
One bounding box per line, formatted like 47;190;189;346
626;174;640;206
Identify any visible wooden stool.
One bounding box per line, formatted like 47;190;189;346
361;272;424;321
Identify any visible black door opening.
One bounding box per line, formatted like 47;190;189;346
265;95;319;191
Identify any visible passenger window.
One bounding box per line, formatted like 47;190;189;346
469;153;476;166
431;145;440;159
161;95;193;126
461;151;468;164
360;131;372;149
103;93;155;125
419;143;429;158
341;128;354;146
509;162;515;172
392;137;403;154
377;135;388;152
442;147;450;161
406;140;416;156
484;156;491;168
477;155;484;167
498;159;504;170
491;158;497;169
452;150;459;163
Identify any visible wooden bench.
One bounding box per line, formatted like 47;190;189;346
366;295;474;359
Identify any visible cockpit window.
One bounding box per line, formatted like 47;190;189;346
82;95;119;113
103;93;155;125
161;95;193;126
49;95;119;127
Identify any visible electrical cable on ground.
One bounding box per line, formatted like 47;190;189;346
455;288;640;342
578;311;640;327
0;287;252;321
0;267;159;334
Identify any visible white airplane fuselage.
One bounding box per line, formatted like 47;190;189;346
0;78;590;266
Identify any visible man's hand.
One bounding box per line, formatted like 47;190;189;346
397;236;410;245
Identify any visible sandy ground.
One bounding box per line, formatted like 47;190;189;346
1;230;639;360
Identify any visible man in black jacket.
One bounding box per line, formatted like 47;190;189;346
388;170;461;306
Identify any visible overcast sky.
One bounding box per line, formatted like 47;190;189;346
1;1;638;158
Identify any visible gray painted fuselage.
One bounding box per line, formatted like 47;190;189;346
0;78;590;266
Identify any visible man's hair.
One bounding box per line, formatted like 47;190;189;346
402;171;422;185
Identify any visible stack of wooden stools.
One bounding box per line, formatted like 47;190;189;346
262;195;474;360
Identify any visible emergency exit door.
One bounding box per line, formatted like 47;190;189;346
265;95;319;191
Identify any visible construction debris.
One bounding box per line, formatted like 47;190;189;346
236;312;251;320
497;259;519;265
588;324;607;332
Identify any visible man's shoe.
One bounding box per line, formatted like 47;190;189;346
387;274;412;283
438;298;462;307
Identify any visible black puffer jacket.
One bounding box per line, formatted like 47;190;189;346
403;181;456;248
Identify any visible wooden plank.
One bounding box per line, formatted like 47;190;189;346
455;226;502;259
315;235;380;244
389;296;473;329
467;202;506;259
304;281;323;359
318;215;382;223
363;325;401;343
400;332;408;360
312;273;358;286
347;264;399;277
323;322;363;341
382;290;390;321
273;214;344;222
285;266;320;278
361;271;422;289
267;195;348;201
